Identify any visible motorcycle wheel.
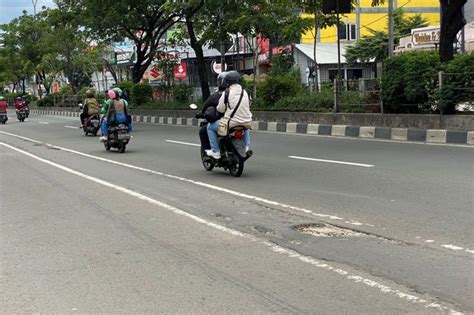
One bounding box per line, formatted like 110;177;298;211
201;147;214;171
104;142;111;151
118;143;126;153
229;154;244;177
93;130;98;137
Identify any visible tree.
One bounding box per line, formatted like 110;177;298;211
439;0;467;62
73;0;183;83
345;8;428;64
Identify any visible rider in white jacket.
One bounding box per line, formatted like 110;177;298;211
206;71;252;159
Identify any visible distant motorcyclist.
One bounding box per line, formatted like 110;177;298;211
15;97;26;111
0;96;7;111
195;72;228;150
100;89;131;141
206;71;252;159
80;89;100;127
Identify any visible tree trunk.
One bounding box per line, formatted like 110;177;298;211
312;17;319;93
186;16;210;101
439;0;467;62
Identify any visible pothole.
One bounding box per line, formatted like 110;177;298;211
295;223;366;238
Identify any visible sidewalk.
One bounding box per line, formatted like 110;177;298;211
31;109;474;145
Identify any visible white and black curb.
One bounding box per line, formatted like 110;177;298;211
31;110;474;145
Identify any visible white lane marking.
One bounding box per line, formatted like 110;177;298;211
289;155;375;168
0;141;461;314
0;130;472;256
165;139;200;147
65;125;79;129
38;122;50;125
425;240;434;243
441;244;464;251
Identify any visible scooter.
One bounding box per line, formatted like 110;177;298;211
104;123;130;153
190;104;252;177
0;112;7;124
16;108;27;122
83;114;101;136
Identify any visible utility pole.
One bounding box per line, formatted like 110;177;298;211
32;0;38;15
336;0;342;79
388;0;394;56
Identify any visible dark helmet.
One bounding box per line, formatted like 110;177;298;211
217;72;228;91
222;70;241;87
16;97;22;100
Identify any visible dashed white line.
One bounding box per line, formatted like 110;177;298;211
0;141;461;314
38;122;50;125
165;139;200;147
65;125;79;129
0;130;471;256
441;244;464;251
289;155;375;168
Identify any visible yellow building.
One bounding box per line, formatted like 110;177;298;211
301;0;441;44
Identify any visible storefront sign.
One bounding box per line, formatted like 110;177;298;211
174;63;187;79
212;61;227;74
412;28;440;46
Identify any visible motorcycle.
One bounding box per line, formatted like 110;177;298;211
190;104;252;177
83;114;100;136
104;123;130;153
0;112;7;124
17;108;27;122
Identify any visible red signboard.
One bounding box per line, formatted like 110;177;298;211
174;63;187;79
150;67;161;79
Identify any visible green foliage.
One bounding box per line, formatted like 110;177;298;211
36;94;55;107
437;52;474;114
273;88;333;111
258;75;304;107
173;84;194;103
382;52;441;113
131;83;153;106
270;54;296;76
115;81;134;96
345;8;429;64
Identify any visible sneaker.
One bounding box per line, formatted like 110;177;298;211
99;136;107;142
245;145;250;152
205;149;221;159
246;150;253;158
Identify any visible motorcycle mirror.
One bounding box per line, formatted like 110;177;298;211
189;104;198;110
78;103;83;108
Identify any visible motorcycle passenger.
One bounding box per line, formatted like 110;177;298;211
99;89;130;141
22;96;30;117
195;72;228;150
80;89;100;127
101;87;132;132
206;71;252;159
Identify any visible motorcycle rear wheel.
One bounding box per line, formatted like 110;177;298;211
229;154;244;177
201;147;214;171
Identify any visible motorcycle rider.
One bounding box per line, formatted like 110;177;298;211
99;89;130;141
15;96;27;119
80;89;100;127
195;72;228;150
0;96;8;119
101;87;132;132
206;71;252;159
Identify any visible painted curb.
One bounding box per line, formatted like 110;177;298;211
32;110;473;145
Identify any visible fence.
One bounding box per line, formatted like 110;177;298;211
334;78;383;114
52;95;84;107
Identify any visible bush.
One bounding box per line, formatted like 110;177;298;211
382;52;441;113
273;88;333;112
258;75;303;108
172;84;194;103
37;94;54;107
131;83;152;106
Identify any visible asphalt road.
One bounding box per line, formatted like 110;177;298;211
1;112;472;313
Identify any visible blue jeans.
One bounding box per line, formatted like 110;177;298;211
101;112;131;135
207;120;251;153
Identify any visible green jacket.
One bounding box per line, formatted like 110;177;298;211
101;99;129;115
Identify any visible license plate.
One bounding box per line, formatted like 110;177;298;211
117;133;130;140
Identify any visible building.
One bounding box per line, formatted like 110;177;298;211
301;0;440;44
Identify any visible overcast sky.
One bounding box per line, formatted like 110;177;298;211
0;0;56;24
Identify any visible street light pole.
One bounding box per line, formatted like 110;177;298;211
336;0;342;79
388;0;394;57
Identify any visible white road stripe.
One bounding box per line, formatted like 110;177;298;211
0;141;461;314
289;155;375;168
38;122;50;125
166;139;200;147
0;130;472;256
65;125;79;129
